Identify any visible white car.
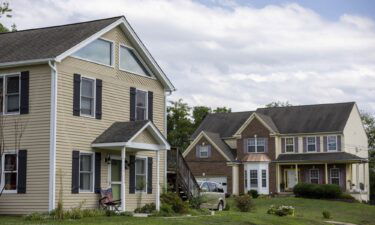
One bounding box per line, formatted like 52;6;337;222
198;181;226;211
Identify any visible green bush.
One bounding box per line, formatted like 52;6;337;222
248;190;259;199
150;204;175;217
223;203;230;211
189;195;206;209
234;194;253;212
118;211;133;217
293;183;342;199
134;203;156;213
160;192;189;214
322;210;331;219
24;212;46;221
105;209;118;217
267;205;295;217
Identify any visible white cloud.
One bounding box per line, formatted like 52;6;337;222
4;0;375;113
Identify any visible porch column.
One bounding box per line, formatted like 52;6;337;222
276;164;280;192
232;164;239;195
156;150;160;211
325;163;328;184
121;147;126;212
356;163;359;189
295;164;298;184
363;163;366;191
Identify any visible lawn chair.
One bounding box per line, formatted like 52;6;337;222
99;188;121;212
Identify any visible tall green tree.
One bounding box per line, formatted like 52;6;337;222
265;101;292;108
0;1;13;33
213;106;231;113
192;106;211;130
361;111;375;150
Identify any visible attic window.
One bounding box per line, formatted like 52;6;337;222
73;39;113;66
119;45;151;77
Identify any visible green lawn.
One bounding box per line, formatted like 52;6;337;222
1;197;374;225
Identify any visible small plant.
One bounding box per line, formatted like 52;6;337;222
134;203;156;213
248;190;259;199
267;205;295;217
118;211;133;217
234;194;253;212
223;203;230;211
105;209;117;217
189;195;206;209
24;212;46;221
150;204;175;217
322;210;331;219
160;192;189;214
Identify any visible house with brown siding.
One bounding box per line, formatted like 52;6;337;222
0;16;175;214
183;102;370;201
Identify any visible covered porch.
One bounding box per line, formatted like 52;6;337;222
91;120;170;212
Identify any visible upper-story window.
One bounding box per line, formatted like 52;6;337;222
327;136;337;151
285;137;294;153
73;39;113;66
0;75;20;114
119;45;151;77
136;89;148;120
307;137;316;152
80;77;96;117
247;137;266;153
198;145;209;158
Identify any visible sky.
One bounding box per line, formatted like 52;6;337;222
1;0;375;113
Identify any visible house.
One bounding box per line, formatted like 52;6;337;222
183;102;370;201
0;16;175;214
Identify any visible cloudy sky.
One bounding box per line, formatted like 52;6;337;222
2;0;375;113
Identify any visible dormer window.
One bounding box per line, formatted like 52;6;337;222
307;137;316;152
119;45;151;77
199;146;209;158
73;39;113;66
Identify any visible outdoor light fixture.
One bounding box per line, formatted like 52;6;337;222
105;154;111;164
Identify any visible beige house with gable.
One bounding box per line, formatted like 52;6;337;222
0;16;175;214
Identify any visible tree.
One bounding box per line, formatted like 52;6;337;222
192;106;211;130
213;107;231;113
265;101;292;108
361;111;375;150
0;1;13;33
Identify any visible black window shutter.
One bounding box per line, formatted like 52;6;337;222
95;79;102;119
17;150;27;194
94;152;101;194
148;91;153;121
130;87;136;121
20;71;29;114
71;150;80;194
147;157;153;194
129;155;136;194
73;74;81;116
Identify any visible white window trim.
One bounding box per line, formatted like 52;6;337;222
135;156;148;193
249;169;258;189
118;43;155;79
0;73;21;116
284;137;295;153
309;169;319;184
198;145;209;158
327;135;338;152
71;38;115;68
1;150;18;194
261;169;267;188
79;76;96;118
307;136;317;152
78;152;95;193
330;168;340;185
247;137;266;153
135;88;148;121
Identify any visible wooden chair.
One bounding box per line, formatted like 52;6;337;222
99;188;121;212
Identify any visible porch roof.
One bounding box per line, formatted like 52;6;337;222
274;152;367;163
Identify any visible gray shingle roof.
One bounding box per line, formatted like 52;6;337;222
93;120;149;144
0;16;122;64
274;152;366;162
204;131;235;161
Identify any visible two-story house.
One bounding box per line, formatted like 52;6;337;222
0;16;175;214
183;102;369;201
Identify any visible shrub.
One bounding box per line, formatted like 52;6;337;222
150;204;175;217
81;209;106;217
234;194;253;212
223;203;230;211
248;190;259;199
134;203;156;214
24;212;46;221
105;209;118;217
293;183;342;199
267;205;295;217
118;211;133;217
322;210;331;219
189;195;206;209
160;192;189;214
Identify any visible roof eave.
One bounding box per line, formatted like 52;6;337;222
0;58;54;68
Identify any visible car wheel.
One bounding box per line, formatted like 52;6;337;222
217;201;224;211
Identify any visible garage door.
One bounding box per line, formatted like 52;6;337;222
196;177;228;193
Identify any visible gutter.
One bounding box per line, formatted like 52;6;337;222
48;60;58;211
0;58;53;69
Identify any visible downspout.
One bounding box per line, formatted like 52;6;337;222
48;60;58;211
164;90;172;190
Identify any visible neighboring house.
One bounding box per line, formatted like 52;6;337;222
0;16;175;214
183;102;370;201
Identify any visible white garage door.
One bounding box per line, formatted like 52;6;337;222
196;177;228;193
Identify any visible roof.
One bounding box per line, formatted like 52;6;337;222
93;120;149;144
274;152;366;163
204;131;235;161
0;16;121;64
255;113;279;133
242;153;271;162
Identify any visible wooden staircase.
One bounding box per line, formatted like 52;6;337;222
167;148;200;200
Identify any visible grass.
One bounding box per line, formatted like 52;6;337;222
0;197;374;225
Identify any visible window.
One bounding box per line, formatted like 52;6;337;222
247;138;266;153
135;90;148;120
119;45;151;77
135;158;147;192
0;75;20;114
250;170;258;188
262;170;267;188
208;182;218;192
285;138;294;153
327;136;337;151
330;168;340;185
80;77;95;116
310;169;319;184
79;154;93;192
1;153;17;192
199;145;209;158
73;39;113;66
244;170;247;189
201;182;209;192
307;137;316;152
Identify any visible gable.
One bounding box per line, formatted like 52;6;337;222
133;129;159;145
240;117;271;137
184;136;229;161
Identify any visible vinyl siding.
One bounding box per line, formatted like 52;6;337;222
0;65;51;214
133;129;158;144
54;26;166;209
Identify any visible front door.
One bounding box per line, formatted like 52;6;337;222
287;170;296;189
110;159;122;201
